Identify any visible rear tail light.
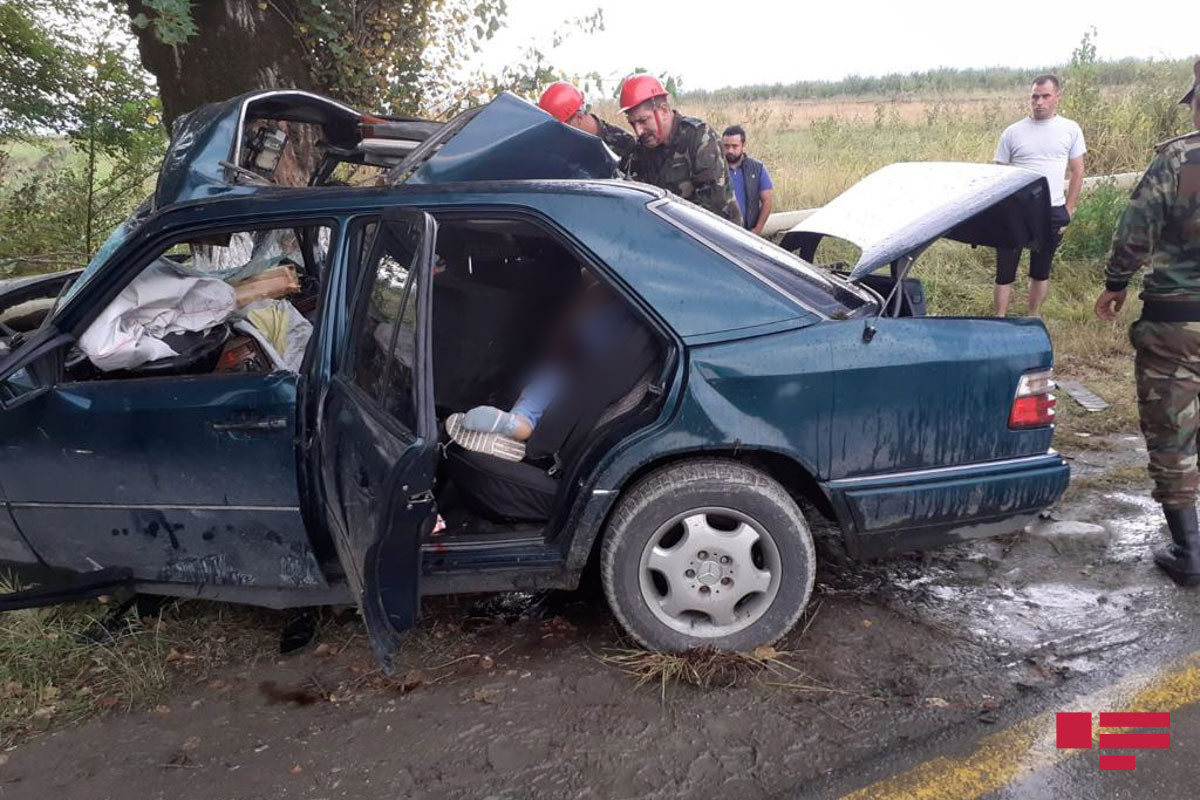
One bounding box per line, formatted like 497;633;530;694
1009;369;1056;429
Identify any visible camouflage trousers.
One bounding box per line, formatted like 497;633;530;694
1132;320;1200;508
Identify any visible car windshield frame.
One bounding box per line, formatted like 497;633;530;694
652;198;875;319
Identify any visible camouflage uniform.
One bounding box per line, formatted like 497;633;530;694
626;111;743;224
592;115;635;162
1106;131;1200;507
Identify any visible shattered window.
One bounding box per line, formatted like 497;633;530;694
352;218;423;431
658;200;872;318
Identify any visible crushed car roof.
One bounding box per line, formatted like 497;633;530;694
155;90;618;211
387;92;619;185
157;90;380;209
781;162;1051;280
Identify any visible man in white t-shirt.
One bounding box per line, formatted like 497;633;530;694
993;74;1087;316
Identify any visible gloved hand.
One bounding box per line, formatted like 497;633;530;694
462;405;522;438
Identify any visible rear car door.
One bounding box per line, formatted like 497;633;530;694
317;208;437;663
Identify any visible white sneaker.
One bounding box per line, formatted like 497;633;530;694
445;413;526;462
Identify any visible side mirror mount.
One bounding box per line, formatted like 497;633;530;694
0;327;72;411
0;365;48;410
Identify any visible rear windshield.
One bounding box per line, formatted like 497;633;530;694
658;200;872;318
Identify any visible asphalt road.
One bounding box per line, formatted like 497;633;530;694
988;702;1200;800
799;641;1200;800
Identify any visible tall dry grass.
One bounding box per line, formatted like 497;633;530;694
596;56;1190;211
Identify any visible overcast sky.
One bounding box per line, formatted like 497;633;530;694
474;0;1196;93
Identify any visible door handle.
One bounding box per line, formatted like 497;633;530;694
210;417;288;432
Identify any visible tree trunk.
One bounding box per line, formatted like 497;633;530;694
125;0;315;128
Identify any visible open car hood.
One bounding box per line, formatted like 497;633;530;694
780;162;1051;281
387;92;619;185
156;90;442;209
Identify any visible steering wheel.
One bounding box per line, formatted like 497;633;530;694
123;322;233;376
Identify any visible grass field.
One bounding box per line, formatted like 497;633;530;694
0;139;84;186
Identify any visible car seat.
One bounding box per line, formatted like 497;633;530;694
443;311;658;523
431;244;581;412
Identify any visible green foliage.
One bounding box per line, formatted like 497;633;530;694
1061;27;1100;117
123;0;612;118
1059;182;1128;261
129;0;198;48
0;1;84;138
0;2;162;275
283;0;505;115
126;0;514;117
0;137;160;277
1059;30;1190;175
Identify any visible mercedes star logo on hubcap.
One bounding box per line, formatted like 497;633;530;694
697;560;722;586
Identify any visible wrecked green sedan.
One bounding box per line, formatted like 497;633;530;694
0;90;1067;662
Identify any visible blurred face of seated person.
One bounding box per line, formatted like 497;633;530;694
459;277;620;442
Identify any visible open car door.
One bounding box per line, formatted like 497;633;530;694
317;208;437;664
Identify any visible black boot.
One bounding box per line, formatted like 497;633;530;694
1154;505;1200;587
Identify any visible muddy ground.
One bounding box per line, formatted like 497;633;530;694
3;437;1199;799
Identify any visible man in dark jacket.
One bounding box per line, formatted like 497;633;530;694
722;125;775;235
619;74;742;224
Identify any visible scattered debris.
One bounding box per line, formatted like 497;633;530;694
541;616;578;639
279;610;319;655
391;670;426;695
165;736;202;769
257;681;321;707
1057;379;1110;412
600;646;810;700
471;688;501;704
165;648;194;663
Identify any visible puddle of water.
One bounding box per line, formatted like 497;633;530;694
866;491;1170;659
1102;491;1163;563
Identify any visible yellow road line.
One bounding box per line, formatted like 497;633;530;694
839;652;1200;800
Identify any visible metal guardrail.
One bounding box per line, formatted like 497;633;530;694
760;171;1143;238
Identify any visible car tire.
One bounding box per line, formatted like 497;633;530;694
600;459;816;652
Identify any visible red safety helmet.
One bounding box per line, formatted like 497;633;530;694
538;81;587;122
618;74;669;113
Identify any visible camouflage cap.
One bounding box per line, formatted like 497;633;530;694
1181;59;1200;105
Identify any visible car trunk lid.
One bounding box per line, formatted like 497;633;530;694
780;162;1051;281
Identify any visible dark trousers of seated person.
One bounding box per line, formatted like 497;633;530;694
994;204;1070;317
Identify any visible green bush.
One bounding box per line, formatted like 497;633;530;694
1059;182;1128;261
0;141;158;279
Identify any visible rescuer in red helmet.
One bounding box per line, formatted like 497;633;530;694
618;74;742;224
537;81;635;161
